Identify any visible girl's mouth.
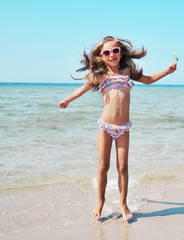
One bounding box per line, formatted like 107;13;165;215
109;58;117;62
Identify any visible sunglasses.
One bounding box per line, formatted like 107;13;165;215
100;47;121;57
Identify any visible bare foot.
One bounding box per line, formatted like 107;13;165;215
121;204;133;221
92;201;104;219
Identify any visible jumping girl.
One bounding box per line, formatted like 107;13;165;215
58;36;177;221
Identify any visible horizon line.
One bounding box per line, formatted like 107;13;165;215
0;82;184;87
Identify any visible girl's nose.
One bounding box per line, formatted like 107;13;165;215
109;51;114;57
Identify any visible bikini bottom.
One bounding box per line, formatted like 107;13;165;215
98;118;132;140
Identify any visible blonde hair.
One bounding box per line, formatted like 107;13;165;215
73;36;147;91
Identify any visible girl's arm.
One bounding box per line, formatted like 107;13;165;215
58;83;93;108
138;62;177;84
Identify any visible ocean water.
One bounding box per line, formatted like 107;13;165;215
0;83;184;213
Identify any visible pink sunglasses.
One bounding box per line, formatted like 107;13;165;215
100;47;121;57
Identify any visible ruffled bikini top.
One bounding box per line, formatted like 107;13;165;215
99;76;134;94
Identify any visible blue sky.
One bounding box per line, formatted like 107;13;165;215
0;0;183;85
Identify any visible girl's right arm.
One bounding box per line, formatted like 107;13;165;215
58;83;93;108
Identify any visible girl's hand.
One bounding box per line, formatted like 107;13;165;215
58;100;68;108
167;62;177;74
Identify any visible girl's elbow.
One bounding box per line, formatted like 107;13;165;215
138;79;149;85
144;80;151;85
141;76;152;85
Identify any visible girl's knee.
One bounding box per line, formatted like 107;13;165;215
117;163;128;175
98;162;110;174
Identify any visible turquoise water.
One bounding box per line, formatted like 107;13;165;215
0;83;184;210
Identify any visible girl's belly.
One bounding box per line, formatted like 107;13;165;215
101;104;130;125
100;88;131;125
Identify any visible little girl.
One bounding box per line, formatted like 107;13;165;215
58;36;177;221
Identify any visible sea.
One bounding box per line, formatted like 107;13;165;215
0;82;184;231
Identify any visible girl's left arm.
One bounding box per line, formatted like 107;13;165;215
138;62;177;85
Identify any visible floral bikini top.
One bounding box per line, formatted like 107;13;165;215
99;76;134;94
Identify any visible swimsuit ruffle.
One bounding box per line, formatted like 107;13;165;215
98;118;132;131
99;76;134;93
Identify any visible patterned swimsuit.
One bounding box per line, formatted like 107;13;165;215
98;76;134;140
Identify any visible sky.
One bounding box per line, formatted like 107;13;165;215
0;0;183;85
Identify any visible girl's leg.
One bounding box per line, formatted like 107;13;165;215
92;129;112;219
115;132;132;221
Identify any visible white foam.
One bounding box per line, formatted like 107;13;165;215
91;176;143;211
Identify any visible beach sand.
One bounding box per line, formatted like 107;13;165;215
1;185;184;240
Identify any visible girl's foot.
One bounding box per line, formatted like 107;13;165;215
121;204;133;221
92;201;104;219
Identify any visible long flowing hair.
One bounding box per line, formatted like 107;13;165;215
73;36;147;91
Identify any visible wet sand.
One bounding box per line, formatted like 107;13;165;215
128;189;184;240
1;185;184;240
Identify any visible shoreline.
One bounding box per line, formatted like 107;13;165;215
1;184;184;240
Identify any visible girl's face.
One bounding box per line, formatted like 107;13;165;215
101;41;122;69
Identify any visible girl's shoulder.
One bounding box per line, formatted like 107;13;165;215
96;73;104;84
121;67;131;77
86;73;102;87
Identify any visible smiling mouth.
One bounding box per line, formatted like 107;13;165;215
109;58;117;62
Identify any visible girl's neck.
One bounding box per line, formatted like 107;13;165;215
107;68;123;77
108;65;121;75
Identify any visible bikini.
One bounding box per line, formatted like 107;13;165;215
98;76;134;140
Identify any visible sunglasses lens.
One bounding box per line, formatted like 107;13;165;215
103;50;110;56
113;48;120;54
